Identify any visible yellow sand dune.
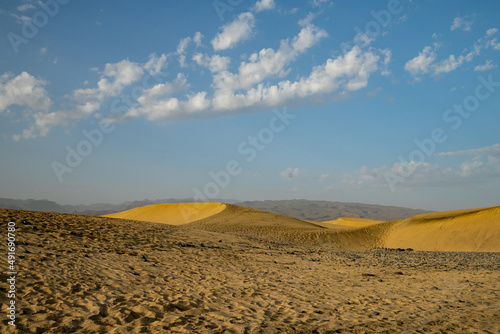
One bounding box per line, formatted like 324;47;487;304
382;206;500;252
103;202;226;225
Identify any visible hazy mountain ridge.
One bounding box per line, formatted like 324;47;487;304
0;198;430;221
238;200;431;221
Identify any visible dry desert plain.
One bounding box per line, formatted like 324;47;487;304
1;203;500;333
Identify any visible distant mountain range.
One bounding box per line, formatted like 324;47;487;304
0;198;430;221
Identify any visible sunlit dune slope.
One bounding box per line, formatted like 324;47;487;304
321;217;384;227
103;202;226;225
382;206;500;252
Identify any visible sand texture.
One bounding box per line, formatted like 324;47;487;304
1;206;500;333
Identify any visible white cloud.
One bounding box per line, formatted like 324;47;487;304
134;73;188;108
254;0;275;12
343;145;500;190
298;12;316;27
280;167;300;180
437;144;500;159
312;0;330;7
211;12;255;51
32;102;101;138
10;15;386;138
73;59;145;101
40;47;47;55
433;54;465;75
11;13;31;24
212;45;378;110
450;16;473;31
487;28;498;36
17;3;36;11
292;23;328;52
404;46;437;76
193;32;203;47
458;158;484;177
354;32;375;47
177;37;191;55
474;60;497;71
144;53;168;75
341;159;499;190
193;54;231;73
487;38;500;50
126;73;209;121
11;54;171;138
0;72;51;113
128;44;380;121
213;23;328;93
406;29;499;77
176;32;204;67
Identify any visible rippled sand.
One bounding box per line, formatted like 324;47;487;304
1;208;499;333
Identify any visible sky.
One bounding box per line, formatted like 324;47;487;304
0;0;499;211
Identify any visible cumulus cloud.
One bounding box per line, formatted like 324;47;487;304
212;23;328;93
474;60;497;71
0;72;52;113
193;32;203;47
404;46;437;76
280;167;300;180
298;12;316;27
211;12;255;51
176;37;191;55
450;16;473;31
405;29;499;77
9;53;172;139
128;43;380;121
73;59;145;101
7;13;387;138
193;54;231;73
144;53;168;75
487;28;498;36
433;54;466;75
254;0;275;12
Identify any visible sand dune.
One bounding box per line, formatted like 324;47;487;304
103;202;227;225
105;203;500;252
382;205;500;252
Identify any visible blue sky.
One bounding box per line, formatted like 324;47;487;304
1;0;499;211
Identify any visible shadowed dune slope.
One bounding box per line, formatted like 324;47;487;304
103;202;227;225
382;206;500;252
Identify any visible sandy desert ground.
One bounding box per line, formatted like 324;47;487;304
1;204;500;333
